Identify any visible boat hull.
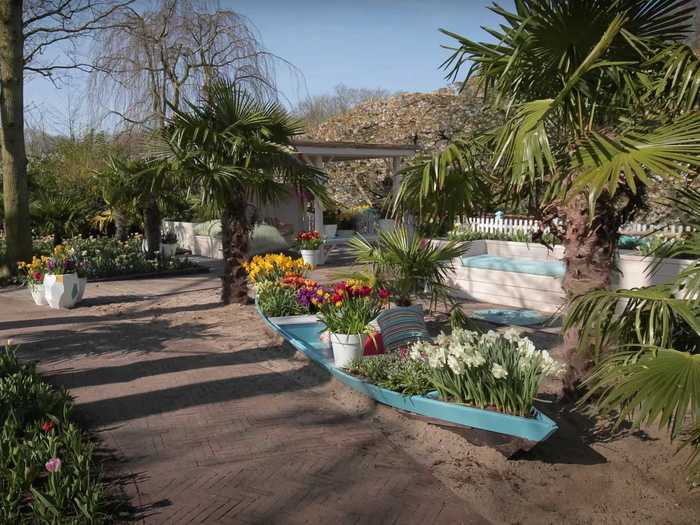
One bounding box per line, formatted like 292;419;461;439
258;308;558;444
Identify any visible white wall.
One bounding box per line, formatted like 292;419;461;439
446;239;694;313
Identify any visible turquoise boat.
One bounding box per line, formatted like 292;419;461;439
257;307;558;444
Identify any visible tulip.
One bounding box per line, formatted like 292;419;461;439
45;457;62;473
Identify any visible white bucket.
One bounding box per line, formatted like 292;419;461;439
330;333;364;368
300;249;323;266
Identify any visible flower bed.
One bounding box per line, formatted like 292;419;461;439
64;235;199;279
0;343;112;523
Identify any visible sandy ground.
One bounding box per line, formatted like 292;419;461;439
160;287;698;525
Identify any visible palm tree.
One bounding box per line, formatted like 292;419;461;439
410;0;700;390
350;226;470;308
158;80;328;304
95;155;175;256
94;157;138;241
30;193;80;246
564;186;700;484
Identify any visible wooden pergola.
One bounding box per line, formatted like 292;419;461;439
293;140;418;232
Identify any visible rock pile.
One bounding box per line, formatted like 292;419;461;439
304;87;493;208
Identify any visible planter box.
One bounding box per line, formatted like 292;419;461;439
258;309;558;444
443;239;694;313
44;273;80;309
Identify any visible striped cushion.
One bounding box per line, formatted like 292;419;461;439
375;305;429;352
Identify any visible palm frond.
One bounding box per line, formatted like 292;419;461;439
392;136;491;230
571;112;700;202
581;347;700;439
564;285;700;353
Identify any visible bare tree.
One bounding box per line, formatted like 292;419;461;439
1;0;132;274
89;0;279;129
293;84;390;127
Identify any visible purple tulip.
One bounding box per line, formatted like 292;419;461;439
45;457;62;473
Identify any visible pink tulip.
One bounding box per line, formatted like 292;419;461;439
45;457;61;473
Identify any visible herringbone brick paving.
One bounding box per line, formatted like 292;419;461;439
0;273;487;524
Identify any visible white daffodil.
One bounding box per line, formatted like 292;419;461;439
491;363;508;379
447;354;465;375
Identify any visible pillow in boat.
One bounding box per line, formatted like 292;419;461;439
375;305;429;352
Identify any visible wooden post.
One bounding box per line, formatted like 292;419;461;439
311;156;324;233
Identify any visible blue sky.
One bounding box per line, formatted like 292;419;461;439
25;0;509;133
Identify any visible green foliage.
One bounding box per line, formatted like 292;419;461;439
413;0;700;247
350;226;469;307
347;352;433;396
256;281;306;317
0;344;111;523
565;185;700;485
158;79;329;214
393;137;493;234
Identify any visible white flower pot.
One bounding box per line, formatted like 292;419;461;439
324;224;338;238
75;277;88;303
29;284;48;305
300;249;323;266
330;333;364;368
160;242;177;258
44;273;80;309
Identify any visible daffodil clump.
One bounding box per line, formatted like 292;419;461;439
409;328;565;417
242;253;310;284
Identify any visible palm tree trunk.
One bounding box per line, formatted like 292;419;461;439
559;193;619;395
143;198;161;257
0;2;32;274
114;209;128;241
221;201;250;305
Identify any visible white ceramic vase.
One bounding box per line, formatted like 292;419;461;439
29;284;48;306
324;224;338;238
330;333;364;368
160;242;177;258
300;249;323;266
75;277;88;302
44;273;80;309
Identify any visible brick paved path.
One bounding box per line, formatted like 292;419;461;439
0;274;487;524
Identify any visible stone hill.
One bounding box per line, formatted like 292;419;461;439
304;87;493;209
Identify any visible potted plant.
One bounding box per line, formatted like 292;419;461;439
317;281;383;368
160;231;178;259
44;245;80;309
18;256;49;305
296;230;324;266
350;226;469;307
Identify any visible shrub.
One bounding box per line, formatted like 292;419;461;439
348;351;433;396
409;328;565;417
0;343;111;523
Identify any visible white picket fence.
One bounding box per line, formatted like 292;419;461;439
456;216;692;237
